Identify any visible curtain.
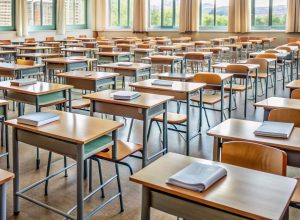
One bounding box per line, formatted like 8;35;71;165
91;0;107;31
286;0;300;32
15;0;28;37
133;0;148;32
228;0;250;33
179;0;199;33
56;0;66;35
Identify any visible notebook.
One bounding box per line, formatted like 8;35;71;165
111;91;141;100
10;78;37;86
117;62;133;66
166;162;227;192
152;80;174;86
17;112;60;127
254;121;294;139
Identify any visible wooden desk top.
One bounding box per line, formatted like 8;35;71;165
254;97;300;110
56;71;119;80
64;43;84;47
0;50;16;54
249;51;289;58
0;81;73;95
149;55;183;61
17;53;61;58
42;57;91;64
133;48;155;53
77;37;96;41
18;46;53;50
201;47;230;52
238;42;252;46
287;80;300;89
0;44;23;49
98;62;151;70
130;152;296;220
156;72;195;81
249;40;263;44
207;118;300;152
0;169;14;185
5;109;123;145
43;42;61;45
0;100;9;106
176;51;213;57
62;47;92;52
194;41;211;45
212;63;260;70
83;89;173;109
130;79;206;93
96;52;131;56
0;63;44;71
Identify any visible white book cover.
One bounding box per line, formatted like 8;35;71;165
11;78;37;86
152;80;174;86
117;62;133;66
166;162;227;192
111;91;140;100
17;112;60;127
254;121;294;139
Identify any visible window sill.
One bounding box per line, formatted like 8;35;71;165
105;28;133;32
249;30;286;33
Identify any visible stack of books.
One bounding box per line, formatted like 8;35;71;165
117;62;133;66
254;121;294;139
111;91;141;100
10;78;37;86
166;162;227;192
17;112;60;127
152;80;173;86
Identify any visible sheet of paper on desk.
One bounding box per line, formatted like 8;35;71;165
166;162;227;192
254;121;294;139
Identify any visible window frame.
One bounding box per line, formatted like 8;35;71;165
148;0;179;29
0;0;15;31
66;0;88;30
27;0;56;31
251;0;287;31
199;0;229;31
109;0;131;28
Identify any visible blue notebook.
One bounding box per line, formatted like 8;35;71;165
17;112;60;127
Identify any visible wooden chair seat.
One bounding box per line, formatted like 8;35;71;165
94;140;143;162
70;99;90;109
291;178;300;204
251;72;268;79
224;84;250;91
191;94;228;105
40;99;66;107
152;112;187;124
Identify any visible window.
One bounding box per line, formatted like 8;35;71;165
27;0;55;30
109;0;132;28
0;0;14;31
251;0;287;30
65;0;87;29
149;0;180;28
200;0;229;30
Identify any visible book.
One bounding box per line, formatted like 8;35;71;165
117;62;133;66
10;78;37;86
111;91;141;100
166;162;227;192
152;80;173;86
17;112;60;127
254;121;294;139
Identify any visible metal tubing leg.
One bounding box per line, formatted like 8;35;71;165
89;159;93;192
115;164;124;212
147;120;154;142
64;156;68;177
127;119;134;142
44;152;52;196
95;159;105;198
0;184;7;220
13;128;20;214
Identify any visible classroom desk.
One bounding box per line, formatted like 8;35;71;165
287;80;300;95
96;52;131;63
0;101;9;168
98;62;152;84
17;53;61;64
0;169;14;220
84;90;173;167
254;97;300;120
76;37;96;42
43;41;61;47
0;63;44;79
5;110;123;220
130;79;206;155
0;50;16;61
133;49;155;62
225;44;243;62
62;47;93;57
156;72;194;82
147;55;184;73
174;42;195;52
194;41;211;49
212;63;260;117
57;71;119;91
237;42;252;58
208;118;300;168
130;152;295;220
179;52;213;72
64;43;84;48
18;46;53;54
0;44;23;51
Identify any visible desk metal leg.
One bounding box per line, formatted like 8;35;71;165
186;94;191;155
213;137;220;161
162;103;168;154
0;184;7;220
142;109;149;167
77;145;84;220
12;127;20;214
255;69;258;104
274;62;277;96
141;186;151;220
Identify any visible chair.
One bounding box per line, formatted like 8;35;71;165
66;36;76;40
25;38;36;43
79;35;87;38
117;44;135;52
184;53;206;73
45;37;55;42
222;141;287;176
16;59;35;66
288;37;300;43
0;40;11;44
291;89;300;99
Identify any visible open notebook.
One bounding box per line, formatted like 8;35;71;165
166;162;227;192
254;121;294;139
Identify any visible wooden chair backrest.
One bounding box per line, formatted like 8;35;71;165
117;44;134;52
291;89;300;99
268;108;300;127
288;43;300;48
265;49;280;54
256;53;277;59
138;44;152;49
222;141;287;176
99;46;114;52
247;58;268;73
85;42;96;48
151;57;173;65
0;40;11;44
275;46;291;52
194;73;222;86
288;37;300;43
67;36;75;40
79;35;87;38
185;53;205;60
25;38;35;43
45;37;55;42
16;59;35;66
226;64;249;73
239;36;249;42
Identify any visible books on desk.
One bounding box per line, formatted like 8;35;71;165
254;121;294;139
166;162;227;192
17;112;60;127
111;91;141;100
10;78;37;86
152;80;174;86
117;62;133;66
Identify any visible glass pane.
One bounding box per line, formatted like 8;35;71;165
253;0;269;26
163;0;173;27
65;0;86;25
215;0;228;27
120;0;129;26
42;0;54;26
201;0;214;27
272;0;287;28
110;0;119;26
0;0;13;27
27;0;42;26
175;0;180;27
150;0;161;26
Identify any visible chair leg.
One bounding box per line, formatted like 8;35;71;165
127;119;134;142
115;164;124;212
89;159;93;192
147;120;154;142
44;152;52;196
203;106;210;128
1;118;4;147
64;156;68;177
95;159;105;198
